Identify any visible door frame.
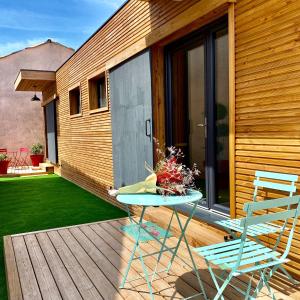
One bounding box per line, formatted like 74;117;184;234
164;17;230;215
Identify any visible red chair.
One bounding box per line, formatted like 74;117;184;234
18;147;30;169
7;150;18;169
0;148;7;153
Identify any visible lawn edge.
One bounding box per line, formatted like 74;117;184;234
10;216;129;237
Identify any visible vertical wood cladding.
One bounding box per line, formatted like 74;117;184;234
235;0;300;277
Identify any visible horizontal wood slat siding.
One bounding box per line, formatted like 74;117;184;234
55;0;211;209
235;0;300;278
56;0;220;211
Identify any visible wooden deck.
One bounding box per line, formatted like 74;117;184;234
4;217;300;300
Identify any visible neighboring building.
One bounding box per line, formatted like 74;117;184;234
14;0;300;278
0;39;74;151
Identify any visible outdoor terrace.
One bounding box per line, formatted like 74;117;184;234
4;217;300;300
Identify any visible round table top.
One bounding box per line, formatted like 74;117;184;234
117;190;203;206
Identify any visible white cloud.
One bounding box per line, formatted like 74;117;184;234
0;38;63;57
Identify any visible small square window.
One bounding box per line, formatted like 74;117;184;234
88;72;108;111
69;85;81;115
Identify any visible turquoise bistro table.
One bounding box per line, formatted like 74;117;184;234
117;190;208;300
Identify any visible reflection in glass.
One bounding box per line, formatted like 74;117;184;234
187;45;206;198
215;28;229;207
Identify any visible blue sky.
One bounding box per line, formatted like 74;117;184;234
0;0;127;56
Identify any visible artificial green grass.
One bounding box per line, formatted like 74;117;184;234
0;174;127;299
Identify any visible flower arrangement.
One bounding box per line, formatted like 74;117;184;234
108;139;200;197
153;140;200;195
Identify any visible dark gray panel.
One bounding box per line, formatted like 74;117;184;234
110;50;153;188
45;102;57;164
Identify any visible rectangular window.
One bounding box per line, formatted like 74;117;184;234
88;72;108;112
69;85;81;116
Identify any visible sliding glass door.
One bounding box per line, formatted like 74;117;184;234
165;18;229;214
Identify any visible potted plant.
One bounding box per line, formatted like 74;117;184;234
30;143;44;167
0;153;10;174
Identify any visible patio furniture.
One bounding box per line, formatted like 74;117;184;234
17;147;30;169
7;150;18;169
216;171;299;284
194;195;300;300
117;190;208;300
0;148;7;153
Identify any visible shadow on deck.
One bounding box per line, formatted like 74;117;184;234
4;217;300;299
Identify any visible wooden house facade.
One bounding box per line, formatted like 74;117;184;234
14;0;300;279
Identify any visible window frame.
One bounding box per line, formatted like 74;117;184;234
68;83;82;118
165;17;230;215
87;68;109;114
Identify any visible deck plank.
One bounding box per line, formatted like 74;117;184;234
79;224;153;299
58;228;124;300
4;217;300;300
47;230;103;300
69;226;145;300
3;235;23;300
89;223;170;299
36;232;83;300
24;234;62;300
13;236;42;300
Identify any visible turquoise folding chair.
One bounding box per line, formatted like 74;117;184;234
194;195;300;300
216;171;298;284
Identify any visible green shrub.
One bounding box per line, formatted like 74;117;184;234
0;154;8;161
31;143;43;155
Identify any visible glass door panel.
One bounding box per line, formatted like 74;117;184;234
171;49;189;158
187;45;206;200
165;17;229;214
214;28;229;211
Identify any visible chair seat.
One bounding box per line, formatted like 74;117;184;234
215;218;283;237
193;238;283;274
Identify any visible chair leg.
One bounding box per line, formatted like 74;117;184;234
253;235;299;285
205;260;227;300
244;274;254;300
278;265;299;285
171;207;208;300
251;271;267;298
251;264;280;299
261;270;276;300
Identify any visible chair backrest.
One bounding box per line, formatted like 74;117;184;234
0;148;7;153
19;147;29;153
241;195;300;259
253;171;298;201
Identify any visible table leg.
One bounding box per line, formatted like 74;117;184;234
120;205;154;299
151;210;175;283
166;201;198;272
